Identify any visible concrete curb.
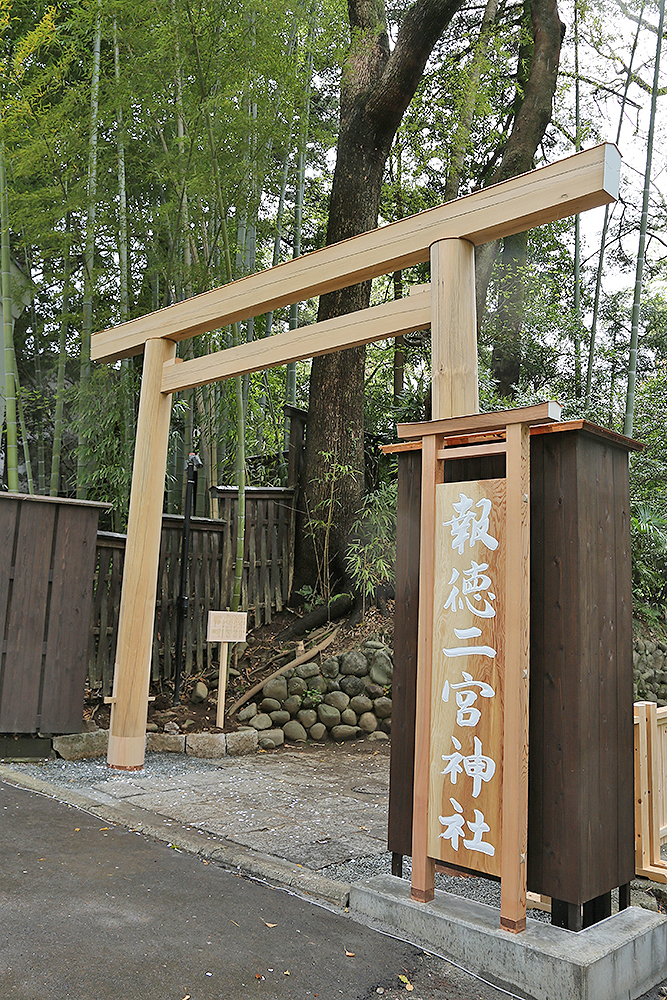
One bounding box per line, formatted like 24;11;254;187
0;765;351;909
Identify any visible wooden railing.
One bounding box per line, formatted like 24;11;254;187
634;701;667;882
88;488;295;696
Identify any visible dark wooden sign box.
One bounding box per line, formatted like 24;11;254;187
389;420;639;930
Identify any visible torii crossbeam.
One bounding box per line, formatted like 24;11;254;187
92;143;620;772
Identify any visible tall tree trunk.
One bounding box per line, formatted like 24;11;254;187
490;230;528;397
298;0;469;590
387;142;408;405
186;0;245;559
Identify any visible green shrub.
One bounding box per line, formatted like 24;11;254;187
345;482;397;615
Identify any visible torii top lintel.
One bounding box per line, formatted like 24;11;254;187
91;143;620;366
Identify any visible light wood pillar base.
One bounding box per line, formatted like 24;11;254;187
107;336;176;770
107;734;147;770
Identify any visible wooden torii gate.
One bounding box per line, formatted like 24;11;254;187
92;143;620;776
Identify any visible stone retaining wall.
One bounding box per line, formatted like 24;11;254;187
236;639;393;749
634;638;667;705
53;728;258;761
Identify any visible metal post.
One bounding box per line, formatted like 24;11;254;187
173;453;201;705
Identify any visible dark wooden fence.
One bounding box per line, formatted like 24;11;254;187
0;493;107;733
89;487;295;696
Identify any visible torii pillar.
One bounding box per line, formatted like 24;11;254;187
90;144;621;770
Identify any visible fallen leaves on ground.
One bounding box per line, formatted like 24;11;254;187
398;974;414;991
261;919;277;927
345;950;355;957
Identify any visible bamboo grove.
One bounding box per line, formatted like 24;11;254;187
1;0;666;614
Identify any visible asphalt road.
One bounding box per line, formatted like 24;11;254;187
0;779;522;1000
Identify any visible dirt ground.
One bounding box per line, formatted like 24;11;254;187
86;603;394;736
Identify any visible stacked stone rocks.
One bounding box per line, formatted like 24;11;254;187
235;639;393;749
634;638;667;705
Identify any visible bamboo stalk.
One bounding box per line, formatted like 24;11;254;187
0;141;17;492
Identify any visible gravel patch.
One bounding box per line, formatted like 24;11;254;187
2;752;222;789
320;852;551;922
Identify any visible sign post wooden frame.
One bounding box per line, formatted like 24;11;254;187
397;402;560;932
90;144;619;773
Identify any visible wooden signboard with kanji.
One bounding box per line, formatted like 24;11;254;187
429;480;505;876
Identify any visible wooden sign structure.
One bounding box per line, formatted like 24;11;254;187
207;611;247;727
90;144;620;787
396;402;561;933
430;477;505;880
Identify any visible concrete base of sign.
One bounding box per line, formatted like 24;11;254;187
349;874;667;1000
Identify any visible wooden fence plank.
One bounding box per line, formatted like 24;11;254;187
261;500;271;625
203;530;213;662
92;547;112;690
269;500;281;613
657;707;667;842
41;505;99;732
248;515;258;623
635;704;653;872
107;547;123;695
0;499;18;650
194;529;204;674
500;423;530;933
0;501;55;732
410;433;440;902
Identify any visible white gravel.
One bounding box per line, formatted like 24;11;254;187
3;753;221;787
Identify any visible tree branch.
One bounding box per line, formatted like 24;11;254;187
367;0;468;134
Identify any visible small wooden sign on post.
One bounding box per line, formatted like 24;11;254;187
207;611;247;728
